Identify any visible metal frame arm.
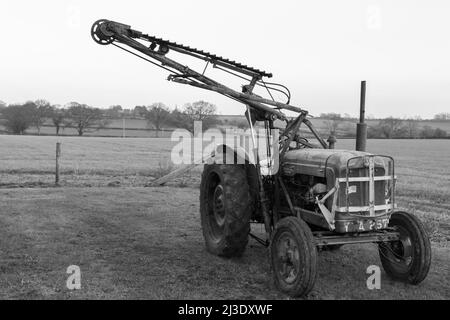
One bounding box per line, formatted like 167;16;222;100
91;19;306;120
91;19;331;154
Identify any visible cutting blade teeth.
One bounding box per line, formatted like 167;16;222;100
140;33;272;77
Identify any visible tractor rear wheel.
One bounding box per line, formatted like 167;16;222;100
200;164;253;258
270;217;318;297
378;211;431;284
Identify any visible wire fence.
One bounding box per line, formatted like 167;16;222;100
0;136;192;188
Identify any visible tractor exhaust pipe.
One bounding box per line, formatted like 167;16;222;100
356;80;367;151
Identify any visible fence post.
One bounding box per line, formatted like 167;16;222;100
56;142;61;186
122;117;126;138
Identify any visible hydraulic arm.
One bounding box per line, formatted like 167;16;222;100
91;19;308;122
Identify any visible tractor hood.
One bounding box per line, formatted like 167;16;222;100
282;149;372;178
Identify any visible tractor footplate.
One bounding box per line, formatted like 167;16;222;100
313;230;399;247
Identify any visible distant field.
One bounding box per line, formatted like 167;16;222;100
0;135;202;188
0;135;174;176
1;116;449;138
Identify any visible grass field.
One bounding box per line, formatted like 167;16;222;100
1;187;448;300
0;135;449;299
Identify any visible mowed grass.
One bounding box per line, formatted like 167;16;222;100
0;135;174;175
0;135;449;299
0;187;448;299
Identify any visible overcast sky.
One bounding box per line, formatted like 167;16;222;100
0;0;449;118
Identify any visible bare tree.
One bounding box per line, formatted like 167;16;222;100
33;99;52;135
321;112;343;136
181;100;219;133
105;105;123;118
434;128;447;138
51;105;66;136
433;113;450;121
168;107;190;130
420;125;435;138
133;105;147;118
144;102;170;137
404;117;420;138
1;102;36;134
379;117;404;138
66;102;108;136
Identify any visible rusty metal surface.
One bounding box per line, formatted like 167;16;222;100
139;35;274;78
356;123;367;151
282;149;370;177
356;81;367;151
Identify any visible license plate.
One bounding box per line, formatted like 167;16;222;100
336;218;390;233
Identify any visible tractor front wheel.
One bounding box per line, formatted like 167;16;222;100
270;217;318;297
378;211;431;284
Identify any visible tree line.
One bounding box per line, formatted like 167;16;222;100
0;100;448;138
319;112;448;139
0;100;219;136
367;117;447;139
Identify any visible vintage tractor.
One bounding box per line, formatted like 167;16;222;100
92;19;432;297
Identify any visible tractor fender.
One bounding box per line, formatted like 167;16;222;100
213;144;253;165
212;144;278;176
